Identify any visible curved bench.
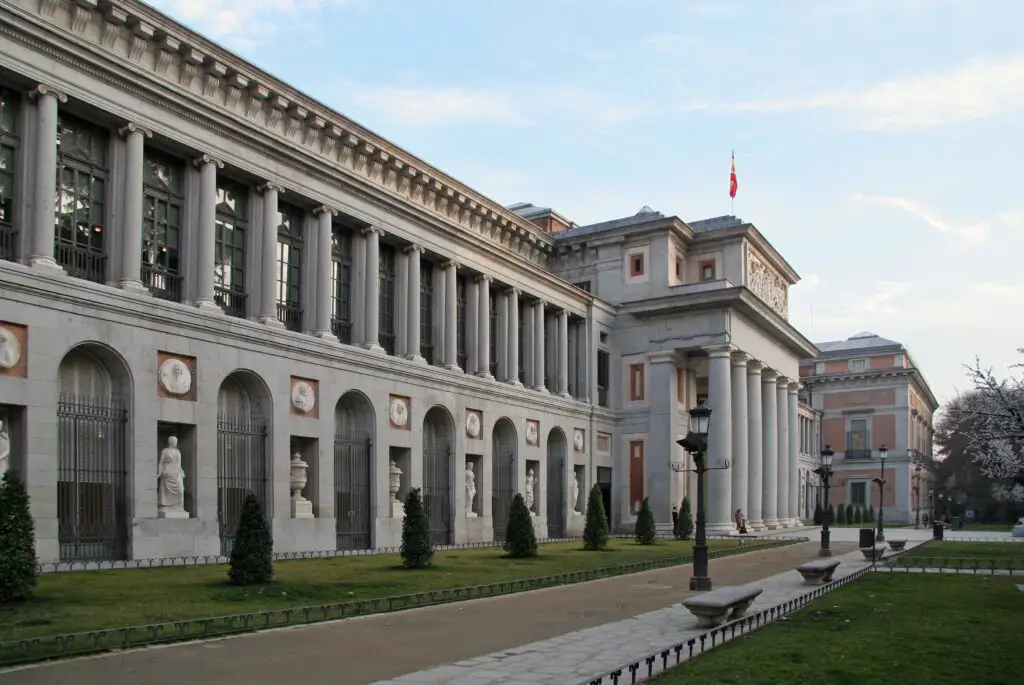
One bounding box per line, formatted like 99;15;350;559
860;546;885;561
888;540;906;551
796;559;840;585
682;583;763;629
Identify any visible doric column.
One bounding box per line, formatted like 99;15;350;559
362;227;384;352
117;122;152;292
705;345;734;533
761;369;780;529
730;352;749;529
776;377;791;526
746;361;764;530
192;154;224;311
576;318;589;400
788;382;800;525
476;275;492;378
442;260;460;370
405;245;425;362
312;205;338;341
556;309;570;397
27;85;67;272
533;300;547;391
257;182;284;326
506;288;521;385
496;287;509;381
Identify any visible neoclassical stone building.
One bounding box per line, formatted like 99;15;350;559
0;0;818;565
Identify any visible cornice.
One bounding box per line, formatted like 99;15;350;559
0;0;560;273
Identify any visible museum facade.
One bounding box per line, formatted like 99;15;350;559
0;0;818;566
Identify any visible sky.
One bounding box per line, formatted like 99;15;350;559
148;0;1023;405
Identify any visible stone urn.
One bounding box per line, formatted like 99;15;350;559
290;452;309;499
389;460;405;518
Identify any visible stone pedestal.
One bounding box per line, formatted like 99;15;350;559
467;512;478;518
391;501;405;518
292;496;314;519
158;509;190;520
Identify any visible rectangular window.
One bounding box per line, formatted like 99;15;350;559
851;482;867;507
420;260;434;364
331;225;352;343
849;358;868;373
141;149;183;302
629;363;645;401
275;203;304;332
597;350;610;407
572;280;591;293
629;440;644;514
847;418;870;457
0;87;19;262
55;114;109;283
489;287;498;377
699;259;715;282
378;243;396;354
629;252;645;277
457;277;468;370
213;180;249;318
675;256;684;281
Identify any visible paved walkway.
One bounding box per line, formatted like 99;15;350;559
0;541;850;685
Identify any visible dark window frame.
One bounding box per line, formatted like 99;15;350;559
55;113;109;283
141;148;184;302
0;87;19;262
330;224;352;344
213;179;249;318
378;243;397;354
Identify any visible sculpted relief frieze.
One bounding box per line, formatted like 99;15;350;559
21;0;551;268
746;246;789;319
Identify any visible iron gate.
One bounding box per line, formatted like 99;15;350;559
423;439;453;546
492;430;516;541
547;450;566;539
217;414;268;555
334;434;372;550
57;396;129;562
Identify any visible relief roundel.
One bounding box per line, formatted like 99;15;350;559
158;358;192;396
465;412;481;439
291;381;316;414
573;429;585;452
0;327;21;370
526;421;539;445
389;396;409;427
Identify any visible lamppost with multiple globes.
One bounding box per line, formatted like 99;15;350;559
813;445;835;557
670;401;729;592
912;464;924;529
872;444;888;542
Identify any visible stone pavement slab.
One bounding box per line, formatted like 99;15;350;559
0;541;842;685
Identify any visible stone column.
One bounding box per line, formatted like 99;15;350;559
362;227;384;352
442;260;460;370
746;361;764;530
761;369;780;529
705;345;734;533
27;85;67;272
496;287;509;381
533;300;547;392
404;245;425;362
192;154;224;311
476;275;492;378
776;377;791;526
788;382;800;525
557;309;570;398
312;206;338;341
506;288;521;385
730;352;749;529
257;182;284;326
117;122;152;292
576;319;589;400
648;352;681;528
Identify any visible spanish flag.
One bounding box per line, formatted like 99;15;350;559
729;151;738;199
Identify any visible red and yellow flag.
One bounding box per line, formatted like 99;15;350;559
729;151;738;199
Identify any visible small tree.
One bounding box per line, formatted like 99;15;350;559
504;493;538;558
400;487;434;568
0;470;39;602
837;503;847;525
827;503;836;526
812;502;823;525
634;497;656;545
868;504;876;524
228;492;273;585
675;497;695;540
853;506;863;524
583;484;609;550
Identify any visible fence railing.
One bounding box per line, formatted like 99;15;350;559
2;538;804;667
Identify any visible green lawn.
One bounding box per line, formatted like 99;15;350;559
651;574;1024;685
902;541;1024;563
0;538;753;643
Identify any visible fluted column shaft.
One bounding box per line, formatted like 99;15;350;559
496;289;509;380
761;370;780;528
507;289;521;384
442;261;459;370
730;353;749;528
193;154;223;310
118;123;151;291
788;383;800;524
258;183;283;325
557;309;570;397
705;345;734;533
405;245;424;360
28;85;66;270
361;227;384;350
313;206;337;340
477;276;492;377
746;362;764;530
533;300;547;391
776;378;791;526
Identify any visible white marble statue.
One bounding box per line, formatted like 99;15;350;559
157;436;187;518
570;472;580;513
0;421;10;477
525;468;536;512
465;461;477;516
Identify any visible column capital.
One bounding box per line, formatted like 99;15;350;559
761;368;780;381
505;286;520;296
746;359;764;374
776;375;791;387
28;84;67;103
403;243;423;255
731;351;750;367
787;381;800;393
314;204;337;217
476;273;492;284
704;344;735;359
192;153;224;169
532;297;547;308
118;122;153;138
442;259;459;270
258;181;283;195
362;225;384;237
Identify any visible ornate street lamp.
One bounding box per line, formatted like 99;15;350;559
912;464;923;529
813;445;835;557
872;444;888;542
670;401;728;591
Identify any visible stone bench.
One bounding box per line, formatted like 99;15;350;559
860;546;885;561
888;540;907;551
682;583;763;629
796;559;841;585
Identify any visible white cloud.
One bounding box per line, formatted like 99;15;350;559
794;273;822;290
699;55;1024;131
852;194;1024;243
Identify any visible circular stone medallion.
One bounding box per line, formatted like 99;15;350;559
291;381;316;413
526;421;539;445
466;412;481;438
158;358;192;396
0;327;22;370
573;429;585;451
389;397;409;427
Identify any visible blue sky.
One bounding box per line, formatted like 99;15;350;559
151;0;1023;404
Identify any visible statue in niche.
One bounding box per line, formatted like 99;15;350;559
570;472;581;513
465;461;477;516
735;508;748;534
0;421;9;477
525;468;536;511
158;436;187;518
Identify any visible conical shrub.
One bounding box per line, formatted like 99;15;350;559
0;470;39;602
583;484;609;550
674;497;695;540
635;497;656;545
400;487;434;568
228;492;273;585
813;502;823;525
837;503;847;525
504;493;538;558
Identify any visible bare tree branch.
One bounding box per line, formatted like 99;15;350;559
955;348;1024;483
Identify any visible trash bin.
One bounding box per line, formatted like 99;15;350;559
859;528;876;547
933;521;944;540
